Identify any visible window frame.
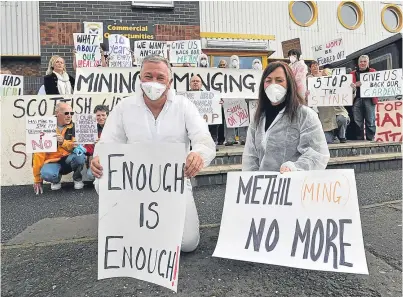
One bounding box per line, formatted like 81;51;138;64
381;4;403;33
131;1;174;8
337;1;364;30
203;51;268;69
288;1;318;27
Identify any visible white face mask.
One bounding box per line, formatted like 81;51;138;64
200;60;207;66
265;84;287;104
141;81;167;101
289;56;297;64
232;60;239;68
253;62;262;70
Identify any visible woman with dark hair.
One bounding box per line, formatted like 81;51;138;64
242;62;329;173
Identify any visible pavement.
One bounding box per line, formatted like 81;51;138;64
1;169;402;297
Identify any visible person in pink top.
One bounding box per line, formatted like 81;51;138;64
287;49;308;100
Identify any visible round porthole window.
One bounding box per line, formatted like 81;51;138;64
382;4;403;33
288;1;318;27
337;1;364;30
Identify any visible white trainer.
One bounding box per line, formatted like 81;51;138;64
74;180;84;190
51;183;61;191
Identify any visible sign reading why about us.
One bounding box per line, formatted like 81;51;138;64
177;91;222;125
134;41;167;65
73;33;102;68
108;34;133;68
25;116;57;153
307;74;353;107
360;69;402;98
375;100;402;142
213;170;368;275
74;114;98;144
75;67;262;99
312;38;345;66
97;143;188;292
223;99;250;128
1;74;24;96
169;40;201;64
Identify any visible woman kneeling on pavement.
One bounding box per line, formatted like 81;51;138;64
242;62;330;172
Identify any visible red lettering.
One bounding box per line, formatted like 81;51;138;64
385;103;394;111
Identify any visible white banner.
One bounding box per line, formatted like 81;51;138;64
74;67;262;99
83;22;103;43
312;38;345;66
73;33;102;68
360;69;402;98
168;40;201;64
1;74;24;96
223;99;249;128
134;41;168;65
1;94;127;186
108;34;133;68
97;143;188;292
214;170;369;275
307;74;353;106
25;116;57;153
177;91;222;125
74;114;98;144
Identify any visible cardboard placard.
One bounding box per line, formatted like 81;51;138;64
25;116;57;153
108;34;133;68
1;74;24;96
73;33;102;68
360;69;402;98
312;38;345;66
223;99;249;128
74;114;98;144
375;100;402;142
168;40;201;64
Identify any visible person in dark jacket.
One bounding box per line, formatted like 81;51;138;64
350;55;378;141
44;55;75;95
84;105;109;180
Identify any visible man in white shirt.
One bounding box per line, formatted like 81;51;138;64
90;55;216;252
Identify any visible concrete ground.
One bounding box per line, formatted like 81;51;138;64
1;169;402;297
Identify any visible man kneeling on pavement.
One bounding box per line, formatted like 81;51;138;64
33;102;85;194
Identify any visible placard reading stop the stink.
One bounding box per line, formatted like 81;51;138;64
74;114;98;144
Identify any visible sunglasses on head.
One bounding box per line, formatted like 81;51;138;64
64;112;74;115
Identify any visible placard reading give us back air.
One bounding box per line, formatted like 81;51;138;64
213;169;368;275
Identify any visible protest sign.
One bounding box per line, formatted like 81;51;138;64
133;41;167;65
75;67;262;99
331;67;346;76
25;116;57;153
83;22;103;43
74;114;98;144
1;94;128;186
103;22;155;48
223;99;249;128
312;38;345;66
307;74;353;107
375;100;402;142
73;33;102;68
97;143;188;292
248;100;258;123
168;40;201;64
281;38;301;58
108;34;133;68
1;74;24;96
360;69;402;98
177;91;222;125
213;170;369;275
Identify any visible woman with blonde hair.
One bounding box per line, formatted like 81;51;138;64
44;55;75;95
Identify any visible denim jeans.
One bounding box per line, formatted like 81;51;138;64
40;153;86;183
324;115;349;144
353;97;376;140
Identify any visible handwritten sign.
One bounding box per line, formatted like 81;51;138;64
74;114;98;144
223;99;249;128
75;67;262;99
312;38;345;66
177;91;222;125
375;100;402;142
213;170;369;275
25;116;57;153
248;100;258;123
360;69;402;98
307;74;353;107
97;143;188;292
331;67;346;76
108;34;132;68
83;22;103;43
73;33;102;68
168;40;201;64
134;41;167;65
1;74;24;96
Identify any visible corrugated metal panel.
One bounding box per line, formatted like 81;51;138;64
200;1;401;59
0;1;40;56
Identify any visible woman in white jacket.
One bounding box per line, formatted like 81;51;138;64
242;61;329;173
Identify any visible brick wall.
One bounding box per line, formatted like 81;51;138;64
39;1;200;74
1;57;41;76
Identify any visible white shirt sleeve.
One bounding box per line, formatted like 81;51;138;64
93;102;128;157
242;123;260;171
183;98;216;167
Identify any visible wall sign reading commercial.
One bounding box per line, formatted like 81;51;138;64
103;21;155;47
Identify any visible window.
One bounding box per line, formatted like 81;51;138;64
337;1;364;30
211;56;263;69
288;1;318;27
381;4;403;33
131;1;174;8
